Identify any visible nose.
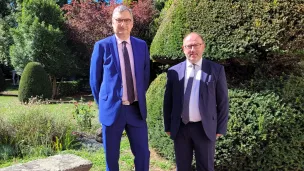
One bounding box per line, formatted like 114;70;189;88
190;46;195;51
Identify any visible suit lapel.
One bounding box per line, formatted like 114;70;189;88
178;61;186;102
110;35;122;80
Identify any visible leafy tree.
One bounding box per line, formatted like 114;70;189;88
0;19;13;66
10;0;74;98
62;0;157;73
0;0;11;18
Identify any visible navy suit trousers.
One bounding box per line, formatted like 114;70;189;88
174;122;215;171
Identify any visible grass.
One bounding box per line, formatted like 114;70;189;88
0;95;176;170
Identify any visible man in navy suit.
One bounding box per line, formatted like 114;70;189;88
163;32;229;171
90;5;150;171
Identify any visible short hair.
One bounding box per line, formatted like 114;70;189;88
112;5;133;21
183;32;205;44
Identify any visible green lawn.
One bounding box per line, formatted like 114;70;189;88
0;96;175;170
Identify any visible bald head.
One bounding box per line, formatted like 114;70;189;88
182;32;206;64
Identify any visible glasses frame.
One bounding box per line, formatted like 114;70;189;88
114;18;132;24
183;43;203;50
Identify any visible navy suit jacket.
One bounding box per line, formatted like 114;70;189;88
163;59;229;141
90;35;150;126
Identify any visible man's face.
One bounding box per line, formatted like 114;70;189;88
112;10;133;38
182;33;205;64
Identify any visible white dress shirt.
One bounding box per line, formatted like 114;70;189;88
115;36;138;102
184;58;202;122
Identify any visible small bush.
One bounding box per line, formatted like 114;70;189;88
0;68;5;92
57;81;81;97
18;62;52;103
73;100;95;131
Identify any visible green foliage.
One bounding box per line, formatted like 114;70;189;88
0;19;13;66
10;0;73;77
0;68;5;92
215;90;304;170
151;0;304;65
18;62;52;103
57;81;81;97
0;103;78;160
150;0;193;63
72;100;95;131
146;73;174;161
244;74;304;114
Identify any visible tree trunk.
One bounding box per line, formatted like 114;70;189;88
50;76;57;99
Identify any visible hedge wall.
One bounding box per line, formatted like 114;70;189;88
150;0;304;64
147;73;304;170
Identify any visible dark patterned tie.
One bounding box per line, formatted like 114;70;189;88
182;64;196;124
122;41;135;103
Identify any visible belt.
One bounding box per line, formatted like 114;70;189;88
122;101;138;105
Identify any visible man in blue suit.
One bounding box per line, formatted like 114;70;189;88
90;5;150;171
163;32;229;171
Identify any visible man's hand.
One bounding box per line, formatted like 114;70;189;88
166;132;171;136
216;134;222;139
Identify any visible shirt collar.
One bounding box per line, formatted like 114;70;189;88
115;35;131;45
186;58;203;68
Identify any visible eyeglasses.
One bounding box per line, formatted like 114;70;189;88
183;43;203;50
114;18;132;24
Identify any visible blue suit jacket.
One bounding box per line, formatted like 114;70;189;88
163;59;229;141
90;35;150;126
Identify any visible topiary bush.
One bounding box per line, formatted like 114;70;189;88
151;0;303;66
150;0;194;64
146;73;174;161
18;62;52;103
215;90;304;170
0;68;5;92
147;74;304;170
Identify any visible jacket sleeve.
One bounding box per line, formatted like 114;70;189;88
90;42;104;105
144;42;150;91
163;70;173;132
216;66;229;135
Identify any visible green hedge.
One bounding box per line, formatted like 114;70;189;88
216;90;304;170
150;0;303;63
150;0;193;63
18;62;52;103
146;73;174;160
147;73;304;170
0;68;5;92
57;81;81;97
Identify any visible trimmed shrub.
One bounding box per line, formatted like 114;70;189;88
147;74;304;170
18;62;52;103
216;90;304;170
146;73;174;160
150;0;303;65
150;0;193;64
57;81;81;97
0;68;5;92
